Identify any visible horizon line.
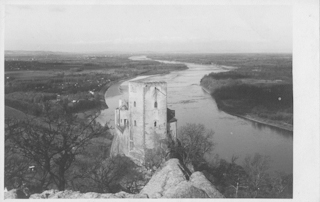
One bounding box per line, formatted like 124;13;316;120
4;50;293;55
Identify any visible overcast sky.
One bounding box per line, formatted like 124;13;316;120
5;4;292;53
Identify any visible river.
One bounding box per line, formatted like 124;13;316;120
97;55;293;174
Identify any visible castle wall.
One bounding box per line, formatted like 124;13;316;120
119;109;129;127
111;80;176;163
129;82;145;154
111;127;130;156
113;106;130;157
143;82;167;149
168;121;177;142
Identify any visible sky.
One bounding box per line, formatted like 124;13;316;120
4;4;292;53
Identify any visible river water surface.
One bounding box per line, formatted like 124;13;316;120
97;56;293;174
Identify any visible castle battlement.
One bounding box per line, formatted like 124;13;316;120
110;80;177;163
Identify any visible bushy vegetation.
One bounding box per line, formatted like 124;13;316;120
201;76;293;125
5;102;107;190
195;53;293;128
200;154;293;198
212;83;293;123
4;101;145;197
175;123;215;170
167;124;293;198
205;72;251;80
5;108;292;198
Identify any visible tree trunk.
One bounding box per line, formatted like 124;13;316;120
58;164;66;191
58;179;65;191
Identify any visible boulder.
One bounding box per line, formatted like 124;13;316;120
29;190;148;199
29;190;80;199
163;181;209;198
190;171;224;198
4;189;17;199
8;158;224;199
140;158;186;197
4;188;30;199
140;158;223;198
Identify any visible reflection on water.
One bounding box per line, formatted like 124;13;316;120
249;121;293;139
98;56;293;174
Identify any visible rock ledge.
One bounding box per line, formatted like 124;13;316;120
5;158;223;199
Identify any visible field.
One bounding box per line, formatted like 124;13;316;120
5;51;187;118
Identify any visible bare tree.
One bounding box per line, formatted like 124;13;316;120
4;140;31;190
242;153;270;198
71;155;144;193
267;171;292;198
5;102;107;191
177;123;215;169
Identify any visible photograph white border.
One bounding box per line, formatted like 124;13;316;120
0;0;319;201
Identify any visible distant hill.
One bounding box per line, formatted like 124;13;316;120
5;50;67;56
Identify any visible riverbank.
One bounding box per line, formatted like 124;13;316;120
83;64;189;119
201;85;293;132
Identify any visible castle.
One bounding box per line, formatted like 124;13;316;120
110;80;177;163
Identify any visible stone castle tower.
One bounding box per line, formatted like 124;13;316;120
111;80;177;163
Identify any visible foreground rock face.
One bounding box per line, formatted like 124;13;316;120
141;159;224;198
4;189;17;199
29;190;148;199
5;158;223;199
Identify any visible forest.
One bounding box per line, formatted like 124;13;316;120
199;54;293;130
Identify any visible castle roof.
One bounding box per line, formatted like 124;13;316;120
167;108;176;123
129;79;166;85
119;100;128;110
168;117;177;123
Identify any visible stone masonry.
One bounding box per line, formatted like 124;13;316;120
110;80;177;163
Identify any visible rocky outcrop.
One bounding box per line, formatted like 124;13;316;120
190;171;224;198
4;189;148;199
140;159;223;198
4;189;17;199
28;190;148;199
5;158;223;199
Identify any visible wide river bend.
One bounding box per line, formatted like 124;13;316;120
97;56;293;174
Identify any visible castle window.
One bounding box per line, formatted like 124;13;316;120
134;120;136;126
134;101;136;107
154;101;158;108
154;121;157;127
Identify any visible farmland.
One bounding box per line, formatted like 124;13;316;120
5;51;187;118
